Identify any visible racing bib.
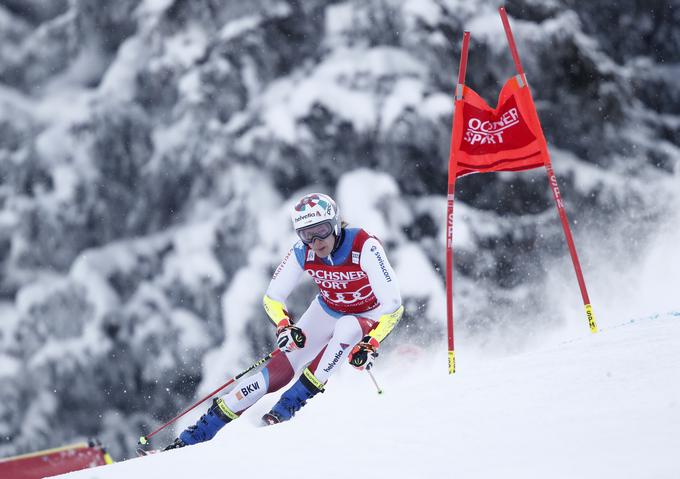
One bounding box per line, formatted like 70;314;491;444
303;229;379;314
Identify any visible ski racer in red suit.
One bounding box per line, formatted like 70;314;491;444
164;193;404;449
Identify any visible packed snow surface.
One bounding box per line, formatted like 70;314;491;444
54;311;680;479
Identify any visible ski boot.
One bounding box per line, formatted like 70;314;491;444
172;397;238;447
262;369;324;425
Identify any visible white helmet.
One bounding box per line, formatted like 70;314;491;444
291;193;340;244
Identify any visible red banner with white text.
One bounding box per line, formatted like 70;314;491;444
451;74;548;177
0;442;112;479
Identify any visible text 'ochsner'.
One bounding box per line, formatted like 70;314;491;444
464;107;520;145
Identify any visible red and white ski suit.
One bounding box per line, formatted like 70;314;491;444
220;227;403;414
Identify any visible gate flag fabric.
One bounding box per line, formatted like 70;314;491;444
452;74;547;178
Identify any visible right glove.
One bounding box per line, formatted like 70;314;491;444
276;318;306;353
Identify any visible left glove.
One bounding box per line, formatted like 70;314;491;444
348;336;380;371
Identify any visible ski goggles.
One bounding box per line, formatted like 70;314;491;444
296;221;334;244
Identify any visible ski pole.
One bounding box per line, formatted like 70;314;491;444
367;369;383;395
138;349;277;445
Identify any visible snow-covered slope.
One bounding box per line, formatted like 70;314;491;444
54;311;680;479
2;0;679;462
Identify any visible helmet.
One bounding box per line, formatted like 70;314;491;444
291;193;340;243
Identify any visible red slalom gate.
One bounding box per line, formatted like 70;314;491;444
445;7;599;374
0;442;113;479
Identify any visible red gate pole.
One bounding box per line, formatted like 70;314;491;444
498;7;598;333
446;31;471;374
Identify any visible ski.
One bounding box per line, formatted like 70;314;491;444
260;413;281;426
136;448;160;457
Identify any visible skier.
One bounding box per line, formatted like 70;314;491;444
164;193;403;449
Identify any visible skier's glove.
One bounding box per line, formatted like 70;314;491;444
276;318;306;352
348;336;380;371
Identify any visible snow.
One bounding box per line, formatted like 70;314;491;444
161;222;225;289
219;15;262;42
15;279;64;317
52;311;680;479
163;27;209;68
172;309;212;352
196;264;270;400
550;147;621;194
259;46;426;142
466;7;506;41
177;69;202;104
393;243;441;297
138;0;175;16
2;0;678;472
324;3;354;37
262;102;298;143
418;92;453;122
337;169;400;240
595;180;680;321
98;36;150;102
403;0;443;27
27;326;103;372
393;243;446;323
0;207;18;231
151;114;196;158
381;77;423;130
44;44;110;94
47;165;81;203
0;354;20;378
